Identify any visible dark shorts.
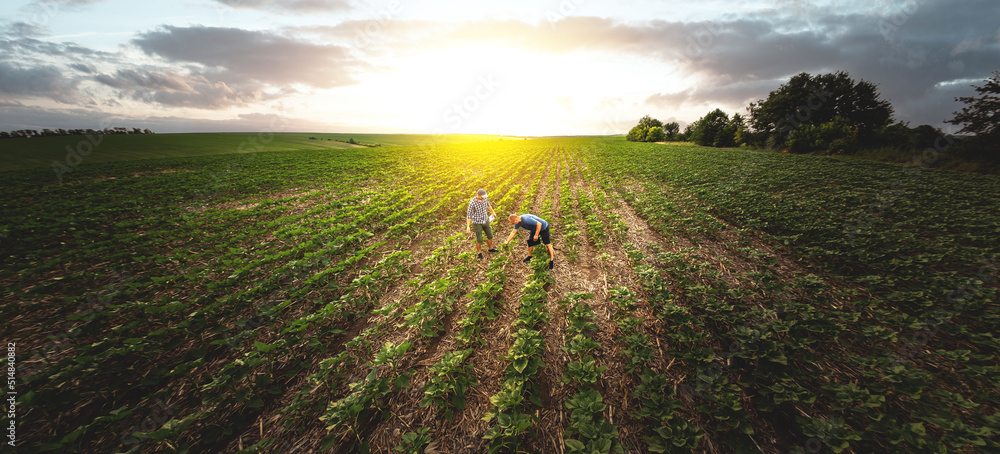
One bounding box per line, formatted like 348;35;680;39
472;223;493;243
526;227;551;247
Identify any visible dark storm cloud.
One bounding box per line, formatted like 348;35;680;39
132;25;360;89
213;0;352;14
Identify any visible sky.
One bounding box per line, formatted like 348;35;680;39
0;0;997;136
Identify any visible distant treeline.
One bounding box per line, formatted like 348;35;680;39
309;136;381;147
0;127;155;139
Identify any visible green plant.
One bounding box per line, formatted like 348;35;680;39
421;349;478;421
393;427;432;453
563;389;624;454
562;356;607;388
482;411;535;454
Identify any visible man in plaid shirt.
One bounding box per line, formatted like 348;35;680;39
466;188;498;259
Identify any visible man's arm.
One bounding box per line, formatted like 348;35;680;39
466;201;473;232
504;227;517;245
534;222;542;240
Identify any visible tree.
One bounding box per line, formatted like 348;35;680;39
947;70;1000;137
747;71;893;152
680;123;694;141
626;115;667;142
626;125;644;142
636;115;663;130
626;124;645;142
787;116;856;154
946;70;1000;159
663;121;680;140
690;109;732;147
910;124;941;150
646;126;665;142
725;113;745;147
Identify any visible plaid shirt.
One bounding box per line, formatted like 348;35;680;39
466;197;492;224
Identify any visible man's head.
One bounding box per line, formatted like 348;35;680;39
476;188;487;200
508;214;520;224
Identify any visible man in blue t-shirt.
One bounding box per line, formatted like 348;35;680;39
503;213;555;270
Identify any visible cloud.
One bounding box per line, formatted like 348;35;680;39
10;0;110;34
93;69;276;109
122;25;365;109
95;69;197;93
0;35;120;106
0;21;48;37
645;90;694;108
349;0;997;127
1;24;354;112
132;26;361;89
213;0;352;14
0;61;85;104
146;82;267;110
951;35;991;56
2;0;995;132
0;35;110;63
69;62;95;73
29;0;107;7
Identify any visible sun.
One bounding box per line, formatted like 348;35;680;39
361;44;584;136
303;40;685;136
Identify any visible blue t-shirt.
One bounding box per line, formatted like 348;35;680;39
514;214;548;232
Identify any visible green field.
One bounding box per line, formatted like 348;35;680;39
0;132;509;172
1;136;998;453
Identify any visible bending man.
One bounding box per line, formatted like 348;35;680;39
466;188;498;259
504;213;555;270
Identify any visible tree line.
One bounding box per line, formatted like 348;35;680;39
628;69;999;160
0;127;155;139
